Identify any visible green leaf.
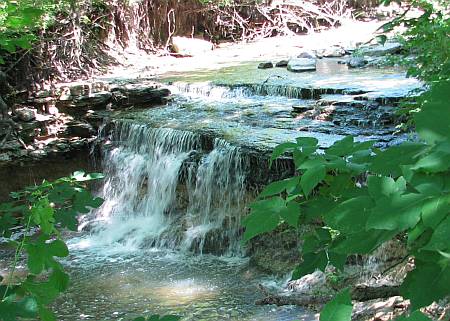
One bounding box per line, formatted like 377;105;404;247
73;190;104;214
415;82;450;144
292;251;328;280
424;216;450;251
16;296;39;318
396;311;432;321
300;165;326;197
48;269;70;292
38;306;57;321
332;230;396;254
25;239;69;274
31;198;55;235
295;137;319;155
270;142;298;165
367;193;426;231
411;150;450;173
279;201;300;227
242;197;285;241
320;288;353;321
368;176;404;199
326;136;354;157
259;176;299;198
400;259;450;310
421;196;450;228
370;143;424;176
325;196;373;233
54;208;79;231
160;316;181;321
302;197;336;221
376;35;388;45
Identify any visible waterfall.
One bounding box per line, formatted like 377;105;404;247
183;139;248;255
85;121;249;255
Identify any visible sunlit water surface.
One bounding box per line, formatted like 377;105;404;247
53;239;316;321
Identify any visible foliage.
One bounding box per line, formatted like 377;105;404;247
0;171;181;321
0;0;67;64
379;0;449;82
243;79;450;318
0;171;104;321
320;288;353;321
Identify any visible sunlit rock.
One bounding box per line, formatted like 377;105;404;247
287;57;317;72
358;42;403;57
171;36;213;56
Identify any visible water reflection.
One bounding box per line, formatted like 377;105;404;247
53;245;316;321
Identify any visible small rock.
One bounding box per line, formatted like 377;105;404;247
317;46;346;58
258;62;273;69
14;107;36;122
275;60;289;67
55;143;70;151
0;153;11;162
69;84;90;97
66;121;95;138
297;51;316;59
30;149;47;159
35;90;53;98
292;105;313;113
348;57;368;68
287;58;317;72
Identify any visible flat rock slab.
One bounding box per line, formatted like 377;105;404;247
287;58;317;72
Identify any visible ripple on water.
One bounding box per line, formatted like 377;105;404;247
53;242;317;321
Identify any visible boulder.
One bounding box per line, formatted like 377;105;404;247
171;36;213;56
317;46;346;58
66;121;95;138
72;91;112;109
14;107;36;122
113;86;171;107
258;62;273;69
275;60;289;67
358;42;402;57
287;58;317;72
347;57;368;68
19;121;43;143
297;51;316;59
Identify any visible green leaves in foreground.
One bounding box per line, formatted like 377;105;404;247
243;80;450;319
319;288;352;321
0;171;104;321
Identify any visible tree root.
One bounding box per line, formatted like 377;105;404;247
255;284;401;306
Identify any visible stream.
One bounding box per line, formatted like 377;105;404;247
52;59;421;320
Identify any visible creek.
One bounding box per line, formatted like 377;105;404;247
54;59;421;320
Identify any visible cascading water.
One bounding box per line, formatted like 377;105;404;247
83;120;249;255
183;139;248;255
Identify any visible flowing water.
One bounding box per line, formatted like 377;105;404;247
60;120;314;321
55;60;422;320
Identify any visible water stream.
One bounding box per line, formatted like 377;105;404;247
56;60;421;320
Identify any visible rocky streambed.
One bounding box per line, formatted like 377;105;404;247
1;36;435;320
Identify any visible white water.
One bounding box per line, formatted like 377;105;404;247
79;121;249;255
